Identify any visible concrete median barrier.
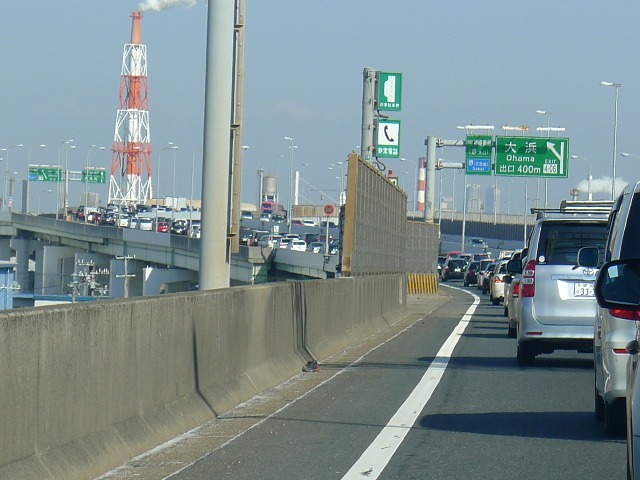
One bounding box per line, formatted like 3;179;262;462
0;274;406;479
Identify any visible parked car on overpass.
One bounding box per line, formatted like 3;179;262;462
288;239;307;251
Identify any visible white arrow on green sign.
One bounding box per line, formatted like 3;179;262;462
495;136;569;178
28;166;63;182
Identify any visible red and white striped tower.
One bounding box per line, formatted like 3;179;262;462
417;157;426;212
109;11;153;206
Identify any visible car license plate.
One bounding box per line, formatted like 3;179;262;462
574;282;594;297
454;268;461;272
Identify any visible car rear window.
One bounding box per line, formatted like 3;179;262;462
448;260;466;268
537;222;609;265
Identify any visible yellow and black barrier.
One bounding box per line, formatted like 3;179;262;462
407;273;439;294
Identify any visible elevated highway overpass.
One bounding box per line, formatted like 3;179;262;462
0;209;528;303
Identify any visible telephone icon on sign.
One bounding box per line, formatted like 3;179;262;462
384;125;395;142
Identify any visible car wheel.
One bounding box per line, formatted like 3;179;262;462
464;280;469;287
503;306;508;317
517;344;535;366
603;399;626;437
507;323;517;338
492;296;500;306
595;387;604;421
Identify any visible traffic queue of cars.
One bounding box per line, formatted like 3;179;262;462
74;204;202;236
443;196;640;477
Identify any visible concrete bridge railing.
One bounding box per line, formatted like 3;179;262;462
0;274;406;479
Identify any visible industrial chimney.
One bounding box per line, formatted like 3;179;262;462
109;11;153;206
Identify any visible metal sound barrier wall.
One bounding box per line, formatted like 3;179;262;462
341;154;407;276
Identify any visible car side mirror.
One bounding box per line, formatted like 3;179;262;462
594;258;640;312
506;259;522;275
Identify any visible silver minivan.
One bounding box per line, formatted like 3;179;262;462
508;201;612;366
580;182;640;435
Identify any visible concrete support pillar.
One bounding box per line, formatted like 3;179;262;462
36;245;82;295
110;258;145;299
141;266;197;296
0;238;11;261
11;238;30;293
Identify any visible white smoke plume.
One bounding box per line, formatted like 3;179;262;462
138;0;197;11
574;176;628;197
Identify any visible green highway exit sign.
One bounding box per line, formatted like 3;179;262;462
465;134;493;175
377;72;402;111
29;165;63;182
495;136;570;178
82;168;107;184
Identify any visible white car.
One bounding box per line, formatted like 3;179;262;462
288;240;306;251
258;235;281;248
306;241;326;253
580;185;640;436
276;238;292;249
302;220;318;227
489;260;509;305
592;258;640;478
137;218;153;231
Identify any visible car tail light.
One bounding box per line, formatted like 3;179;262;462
495;277;503;284
609;309;640;321
513;283;520;298
521;260;536;297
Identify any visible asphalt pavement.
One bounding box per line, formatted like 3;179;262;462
98;286;626;479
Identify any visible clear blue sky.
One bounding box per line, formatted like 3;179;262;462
2;1;639;213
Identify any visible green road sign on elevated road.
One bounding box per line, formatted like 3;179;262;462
495;136;569;178
465;134;492;175
377;72;402;111
82;168;107;184
29;165;63;182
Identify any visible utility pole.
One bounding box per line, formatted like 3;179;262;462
116;255;135;298
360;67;376;162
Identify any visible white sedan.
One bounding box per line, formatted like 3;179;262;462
288;240;307;251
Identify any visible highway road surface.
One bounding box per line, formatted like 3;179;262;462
100;282;626;479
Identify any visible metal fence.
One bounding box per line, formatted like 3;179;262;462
341;154;407;276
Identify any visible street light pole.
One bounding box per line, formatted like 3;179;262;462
400;157;417;212
1;144;24;211
61;139;75;219
27;144;45;214
85;145;105;210
535;110;552;207
601;81;621;200
155;143;177;229
570;154;593;201
171;144;179;211
284;136;297;229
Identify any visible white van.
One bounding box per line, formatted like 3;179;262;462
581;182;640;436
509;201;612;366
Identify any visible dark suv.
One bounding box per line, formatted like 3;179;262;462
441;258;466;281
463;261;480;286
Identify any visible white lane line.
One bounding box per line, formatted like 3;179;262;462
342;286;479;479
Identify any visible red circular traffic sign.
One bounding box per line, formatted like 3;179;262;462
323;204;335;216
